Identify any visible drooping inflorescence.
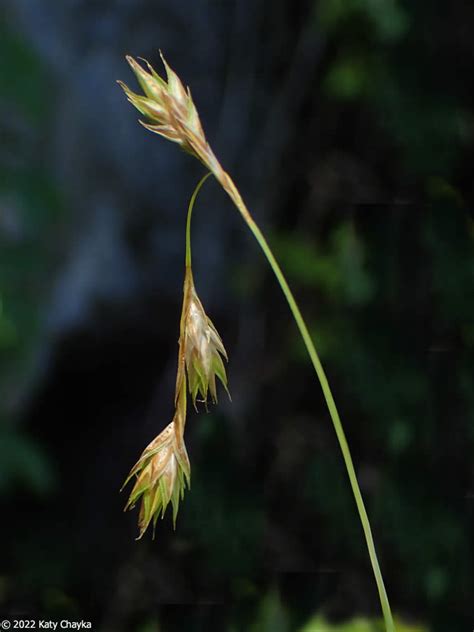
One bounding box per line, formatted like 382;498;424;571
118;52;395;632
119;69;230;535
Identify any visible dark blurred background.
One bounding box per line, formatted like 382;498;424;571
0;1;473;631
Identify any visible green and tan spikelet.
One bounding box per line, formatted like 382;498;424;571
122;406;190;539
118;53;219;171
180;269;229;408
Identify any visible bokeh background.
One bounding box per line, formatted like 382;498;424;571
0;1;473;631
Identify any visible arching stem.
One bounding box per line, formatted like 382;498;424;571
196;168;395;632
185;172;213;269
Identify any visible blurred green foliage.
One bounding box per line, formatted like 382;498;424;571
318;0;471;176
0;23;47;121
244;588;427;632
317;0;409;43
300;614;426;632
0;424;54;495
0;19;58;495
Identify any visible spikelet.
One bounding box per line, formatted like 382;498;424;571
122;392;190;539
179;268;229;409
118;53;219;172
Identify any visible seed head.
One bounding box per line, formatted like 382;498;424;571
181;272;229;408
118;53;218;171
122;415;190;539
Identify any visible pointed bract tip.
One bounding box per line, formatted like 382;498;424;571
125;54;135;66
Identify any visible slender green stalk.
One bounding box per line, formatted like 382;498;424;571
185;172;212;268
210;170;395;632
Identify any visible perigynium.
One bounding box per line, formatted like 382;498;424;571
118;54;396;632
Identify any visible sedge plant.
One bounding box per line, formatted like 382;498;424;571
118;53;396;631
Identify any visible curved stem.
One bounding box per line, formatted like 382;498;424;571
175;173;212;410
212;170;395;632
185;172;213;268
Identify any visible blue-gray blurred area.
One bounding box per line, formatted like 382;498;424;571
0;1;473;631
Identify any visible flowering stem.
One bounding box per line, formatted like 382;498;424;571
118;49;393;623
205;169;395;632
